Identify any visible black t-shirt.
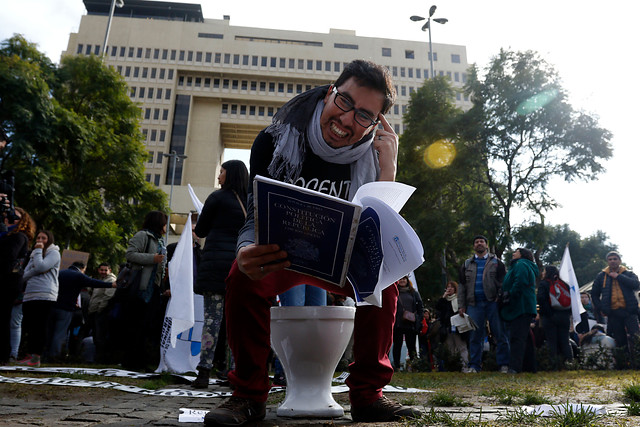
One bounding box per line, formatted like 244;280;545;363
249;130;351;199
237;130;353;249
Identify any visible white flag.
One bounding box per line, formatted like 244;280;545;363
559;245;585;328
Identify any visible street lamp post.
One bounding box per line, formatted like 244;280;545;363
162;151;187;243
410;5;448;79
101;0;124;58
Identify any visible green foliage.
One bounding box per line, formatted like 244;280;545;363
548;402;605;426
464;49;612;256
429;390;470;407
623;383;640;403
514;223;617;283
0;35;166;270
398;76;497;298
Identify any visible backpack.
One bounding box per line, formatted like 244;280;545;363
549;279;571;310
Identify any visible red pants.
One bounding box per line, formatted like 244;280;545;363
225;261;398;406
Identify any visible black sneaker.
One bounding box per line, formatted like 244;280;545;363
204;397;266;426
351;395;423;422
192;368;210;389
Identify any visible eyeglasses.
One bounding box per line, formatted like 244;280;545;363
331;87;379;128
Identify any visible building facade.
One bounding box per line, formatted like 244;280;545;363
64;0;470;233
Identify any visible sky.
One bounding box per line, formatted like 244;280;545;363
1;0;638;275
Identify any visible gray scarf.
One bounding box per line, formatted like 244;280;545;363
266;85;379;200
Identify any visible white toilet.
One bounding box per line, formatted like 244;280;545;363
270;306;355;418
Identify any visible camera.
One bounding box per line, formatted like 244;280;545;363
0;171;18;224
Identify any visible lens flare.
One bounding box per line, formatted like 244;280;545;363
423;139;456;169
516;89;559;115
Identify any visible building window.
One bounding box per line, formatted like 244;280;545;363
145;48;151;59
170;49;176;60
334;62;340;72
142;67;148;78
205;52;212;63
150;129;157;141
204;78;211;87
110;46;117;56
137;47;143;58
85;44;92;55
258;106;264;116
268;107;274;117
382;47;391;57
162;49;168;60
250;81;257;91
144;108;151;120
392;66;397;77
416;69;421;79
196;51;202;62
128;47;134;58
186;76;192;87
298;59;304;70
178;76;184;86
325;61;331;71
334;43;358;49
252;55;258;66
165;89;171;99
159;130;166;142
167;69;174;80
162;109;168;121
231;105;237;114
120;46;126;57
307;60;313;70
259;82;266;92
278;83;284;93
249;106;256;115
270;57;277;68
153;109;160;120
156;88;163;99
241;80;248;90
214;78;220;88
145;174;151;182
154;48;160;59
130;87;136;97
147;88;153;98
269;82;275;92
179;50;185;61
154;174;160;186
224;53;231;64
232;80;238;90
223;79;229;89
133;67;139;78
197;32;223;39
215;53;221;63
400;67;406;78
124;66;131;77
405;50;414;59
150;68;157;79
243;55;249;65
451;54;461;64
454;72;460;82
289;58;295;69
408;68;413;78
222;104;228;114
156;151;163;163
240;105;246;115
233;54;239;65
279;58;286;68
428;52;438;61
195;77;202;87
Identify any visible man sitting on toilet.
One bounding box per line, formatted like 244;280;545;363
204;59;423;426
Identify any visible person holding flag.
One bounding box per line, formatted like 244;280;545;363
591;251;640;351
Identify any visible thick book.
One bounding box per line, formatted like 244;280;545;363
254;175;424;306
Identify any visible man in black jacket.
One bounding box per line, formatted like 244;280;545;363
46;262;116;361
591;251;640;350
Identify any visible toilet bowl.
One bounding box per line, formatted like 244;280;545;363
270;306;355;418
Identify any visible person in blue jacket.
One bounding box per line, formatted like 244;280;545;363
46;261;116;361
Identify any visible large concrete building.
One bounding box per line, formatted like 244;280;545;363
64;0;470;236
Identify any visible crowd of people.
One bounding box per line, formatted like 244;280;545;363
2;59;639;427
395;236;638;376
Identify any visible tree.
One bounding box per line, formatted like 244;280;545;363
464;49;612;256
0;35;166;270
398;77;497;301
514;223;617;286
